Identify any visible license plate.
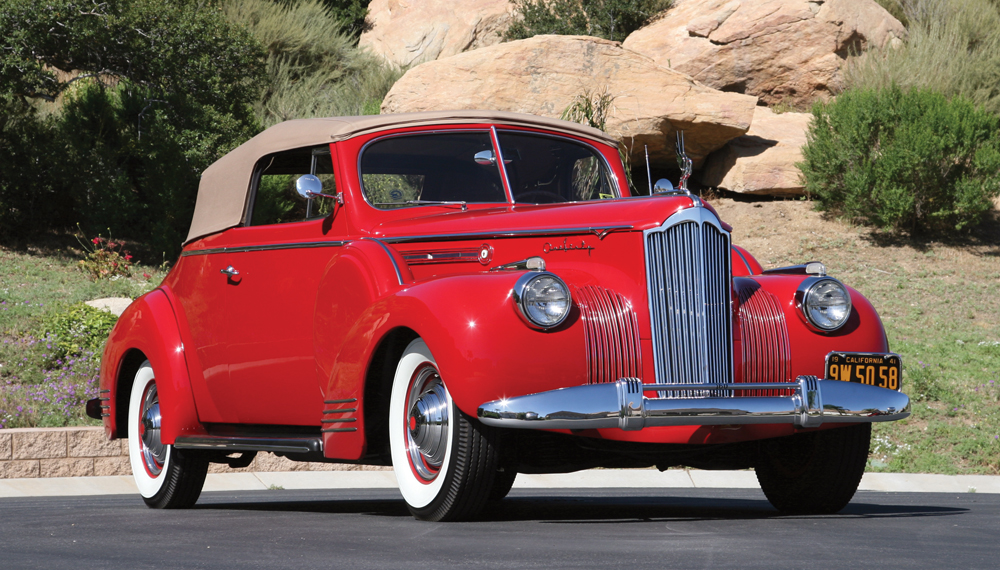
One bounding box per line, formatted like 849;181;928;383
825;352;902;391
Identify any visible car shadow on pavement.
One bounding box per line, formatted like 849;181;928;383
192;489;967;523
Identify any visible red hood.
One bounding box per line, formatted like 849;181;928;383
369;195;727;239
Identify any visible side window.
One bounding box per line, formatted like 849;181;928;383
360;132;506;209
497;132;617;203
248;146;337;226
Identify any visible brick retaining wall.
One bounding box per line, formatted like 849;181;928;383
0;427;389;479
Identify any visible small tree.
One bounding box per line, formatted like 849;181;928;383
799;85;1000;234
505;0;671;43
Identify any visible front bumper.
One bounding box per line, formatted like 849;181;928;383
477;376;910;431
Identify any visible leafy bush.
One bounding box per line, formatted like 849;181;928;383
41;304;119;364
0;0;266;256
505;0;671;43
799;85;1000;234
317;0;371;38
849;0;1000;115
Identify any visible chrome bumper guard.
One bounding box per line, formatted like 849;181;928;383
477;376;910;431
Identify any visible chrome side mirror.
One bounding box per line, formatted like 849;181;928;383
295;174;343;204
653;178;674;193
474;150;496;165
295;174;323;200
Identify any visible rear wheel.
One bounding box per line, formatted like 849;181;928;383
755;423;871;514
389;339;501;521
127;361;208;508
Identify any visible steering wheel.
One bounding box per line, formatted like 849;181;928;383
514;190;566;204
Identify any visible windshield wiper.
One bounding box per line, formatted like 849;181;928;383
374;200;468;211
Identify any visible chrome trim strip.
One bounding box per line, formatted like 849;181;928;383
322;408;357;414
324;398;357;404
173;435;322;454
99;389;110;394
181;241;346;256
321;418;357;423
478;376;911;431
379;226;633;245
403;250;481;264
491;126;514;201
362;238;404;286
321;427;358;433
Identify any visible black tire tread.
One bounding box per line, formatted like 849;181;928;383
143;448;209;509
410;411;500;522
756;423;871;515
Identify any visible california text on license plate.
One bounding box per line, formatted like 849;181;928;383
825;352;901;391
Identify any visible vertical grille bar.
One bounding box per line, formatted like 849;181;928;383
644;208;733;397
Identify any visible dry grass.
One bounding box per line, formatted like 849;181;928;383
712;195;1000;474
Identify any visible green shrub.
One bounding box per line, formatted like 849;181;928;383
41;304;120;364
799;85;1000;234
0;0;266;256
505;0;671;43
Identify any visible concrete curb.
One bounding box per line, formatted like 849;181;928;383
2;469;998;498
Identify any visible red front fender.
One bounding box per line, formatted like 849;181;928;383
321;272;587;459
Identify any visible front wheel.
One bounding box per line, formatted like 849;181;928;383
389;339;501;521
755;423;871;514
127;360;208;508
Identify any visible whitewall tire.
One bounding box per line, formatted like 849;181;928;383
127;360;208;508
389;339;501;521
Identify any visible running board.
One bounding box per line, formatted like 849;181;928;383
173;435;322;454
478;376;910;431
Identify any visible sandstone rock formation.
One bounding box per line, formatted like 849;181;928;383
622;0;905;107
382;35;758;169
359;0;513;68
700;106;812;196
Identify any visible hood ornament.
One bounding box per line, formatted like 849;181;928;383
651;131;697;206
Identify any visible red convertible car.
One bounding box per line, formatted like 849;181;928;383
89;111;909;521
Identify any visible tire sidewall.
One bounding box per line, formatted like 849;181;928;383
127;361;171;498
389;339;457;510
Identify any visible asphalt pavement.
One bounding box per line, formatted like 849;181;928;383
2;487;998;569
2;468;999;497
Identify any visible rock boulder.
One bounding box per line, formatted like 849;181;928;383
359;0;514;68
700;106;812;196
622;0;905;107
381;35;758;169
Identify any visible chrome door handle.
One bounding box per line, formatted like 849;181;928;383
220;265;240;276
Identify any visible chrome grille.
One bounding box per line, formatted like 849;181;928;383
575;286;642;385
644;207;733;397
735;278;793;397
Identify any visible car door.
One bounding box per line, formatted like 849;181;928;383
209;144;347;425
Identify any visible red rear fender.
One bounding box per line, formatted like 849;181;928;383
99;288;203;443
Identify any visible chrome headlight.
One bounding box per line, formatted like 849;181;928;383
798;277;852;332
513;272;571;329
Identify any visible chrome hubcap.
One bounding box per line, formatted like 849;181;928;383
138;383;165;477
405;365;449;482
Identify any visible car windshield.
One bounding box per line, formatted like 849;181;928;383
361;132;507;209
498;131;617;204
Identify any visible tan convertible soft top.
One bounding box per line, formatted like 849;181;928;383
186;110;619;244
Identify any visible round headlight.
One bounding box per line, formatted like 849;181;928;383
513;272;571;329
800;278;852;331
